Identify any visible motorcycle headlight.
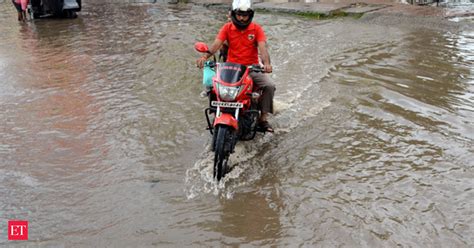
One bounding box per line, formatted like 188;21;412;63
217;85;242;101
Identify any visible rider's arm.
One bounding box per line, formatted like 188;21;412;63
258;41;272;73
203;39;224;59
197;39;224;68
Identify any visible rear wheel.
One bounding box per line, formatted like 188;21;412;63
214;125;231;181
63;9;77;18
239;109;259;141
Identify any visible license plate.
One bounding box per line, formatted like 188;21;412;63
211;101;243;108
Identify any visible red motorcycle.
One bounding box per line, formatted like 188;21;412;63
195;42;264;181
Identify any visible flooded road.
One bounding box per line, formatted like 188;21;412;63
1;2;473;247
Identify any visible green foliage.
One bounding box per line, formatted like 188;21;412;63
296;10;363;20
257;9;364;20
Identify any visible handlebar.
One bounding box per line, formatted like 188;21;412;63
203;62;265;73
248;64;264;73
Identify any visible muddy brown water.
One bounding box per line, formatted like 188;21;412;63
0;2;473;247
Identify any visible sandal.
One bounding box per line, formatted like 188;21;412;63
257;121;274;133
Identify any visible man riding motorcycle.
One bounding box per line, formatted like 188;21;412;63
197;0;275;132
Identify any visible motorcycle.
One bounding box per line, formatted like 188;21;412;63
195;42;265;181
28;0;81;19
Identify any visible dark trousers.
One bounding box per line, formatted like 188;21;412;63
250;72;275;114
12;0;22;12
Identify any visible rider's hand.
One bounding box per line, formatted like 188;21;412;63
263;64;273;73
196;56;207;69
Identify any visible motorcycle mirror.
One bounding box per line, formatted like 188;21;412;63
194;42;209;53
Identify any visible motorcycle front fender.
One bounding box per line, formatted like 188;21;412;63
213;113;238;131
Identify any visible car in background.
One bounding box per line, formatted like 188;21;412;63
30;0;81;18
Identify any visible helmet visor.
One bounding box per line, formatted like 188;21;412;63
235;10;250;17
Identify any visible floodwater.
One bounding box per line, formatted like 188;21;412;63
1;2;473;247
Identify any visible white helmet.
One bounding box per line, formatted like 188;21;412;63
232;0;252;11
230;0;254;30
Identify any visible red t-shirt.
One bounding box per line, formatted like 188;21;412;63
216;22;267;66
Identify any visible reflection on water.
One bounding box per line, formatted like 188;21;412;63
0;1;473;247
214;190;282;246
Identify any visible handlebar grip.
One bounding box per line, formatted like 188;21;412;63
249;64;264;73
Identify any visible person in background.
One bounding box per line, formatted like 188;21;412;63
12;0;29;22
197;0;275;132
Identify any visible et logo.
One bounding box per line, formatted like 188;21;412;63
8;220;28;240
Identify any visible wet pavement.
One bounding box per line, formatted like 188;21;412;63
253;1;389;16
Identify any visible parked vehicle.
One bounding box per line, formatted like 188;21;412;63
195;42;265;181
29;0;81;19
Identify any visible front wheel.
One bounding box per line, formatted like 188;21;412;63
214;125;232;181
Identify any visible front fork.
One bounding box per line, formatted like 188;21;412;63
206;106;240;153
204;105;240;135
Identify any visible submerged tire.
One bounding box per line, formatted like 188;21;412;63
63;10;77;18
213;125;230;181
